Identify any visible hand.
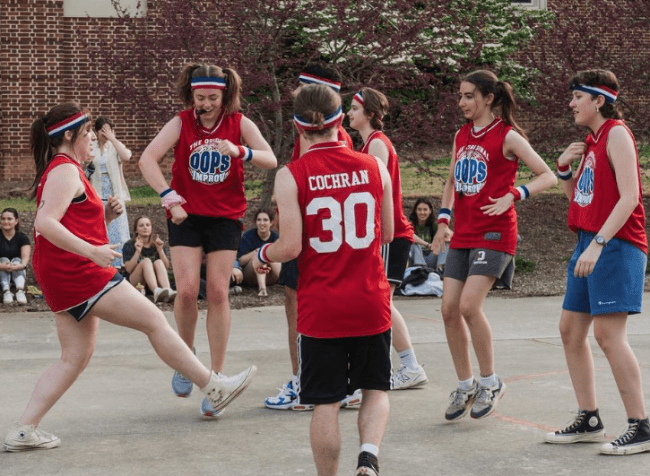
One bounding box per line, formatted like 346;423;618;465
169;204;188;225
574;241;603;278
8;262;25;272
134;237;144;252
90;243;121;268
432;225;453;255
252;255;271;274
231;267;244;284
481;194;515;216
558;142;586;168
105;195;123;222
154;234;164;249
216;139;239;158
100;124;116;142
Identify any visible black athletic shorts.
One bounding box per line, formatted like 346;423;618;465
277;258;299;290
381;237;412;285
298;329;392;405
168;215;241;253
67;271;124;322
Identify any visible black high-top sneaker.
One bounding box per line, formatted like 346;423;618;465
545;409;605;444
600;417;650;455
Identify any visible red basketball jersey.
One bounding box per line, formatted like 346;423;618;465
287;141;391;338
33;154;116;312
451;118;519;255
289;124;353;163
568;119;647;253
171;108;246;220
361;131;414;242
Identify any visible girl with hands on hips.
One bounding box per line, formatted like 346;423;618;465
544;70;650;456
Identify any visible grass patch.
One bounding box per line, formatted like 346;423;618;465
515;256;536;273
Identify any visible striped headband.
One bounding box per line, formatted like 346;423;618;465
571;83;618;103
46;111;89;138
353;91;364;105
298;73;342;92
293;107;343;131
191;76;227;90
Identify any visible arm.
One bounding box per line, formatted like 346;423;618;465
253;167;302;271
432;138;458;254
153;235;170;269
139;116;182;194
19;243;31;270
574;126;641;278
556;142;587;200
374;156;394;244
216;116;277;169
34;164;120;268
122;240;141;275
103;126;132;162
367;139;389;166
481;130;558;216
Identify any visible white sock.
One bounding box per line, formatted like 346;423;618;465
479;373;498;388
459;377;475;391
398;348;418;369
360;443;379;457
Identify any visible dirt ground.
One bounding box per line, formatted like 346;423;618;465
3;195;650;313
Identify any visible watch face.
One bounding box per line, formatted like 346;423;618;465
596;236;606;245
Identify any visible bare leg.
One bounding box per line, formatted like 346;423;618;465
594;313;647;419
170;246;203;351
390;283;412;353
128;259;157;293
285;286;299;375
153;259;171;288
205;250;237;372
18;313;99;426
441;277;473;381
311;402;341;476
559;310;597;410
358;389;390;447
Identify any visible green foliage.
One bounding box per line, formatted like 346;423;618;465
515;256;536;273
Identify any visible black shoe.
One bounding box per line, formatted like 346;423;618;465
545;409;605;444
356;451;379;476
600;417;650;455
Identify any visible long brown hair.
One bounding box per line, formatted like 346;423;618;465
29;102;90;199
358;87;389;131
176;63;242;114
462;70;527;140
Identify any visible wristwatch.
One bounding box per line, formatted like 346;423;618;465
594;235;608;246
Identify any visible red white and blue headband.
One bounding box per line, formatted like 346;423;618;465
353;91;364;105
191;76;227;90
298;73;341;93
293;107;343;131
570;83;618;103
46;111;89;138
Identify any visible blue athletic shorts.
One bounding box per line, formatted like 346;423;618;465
563;231;646;316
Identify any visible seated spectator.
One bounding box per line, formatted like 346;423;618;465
408;198;438;268
1;208;31;305
122;216;176;304
199;256;243;299
238;209;280;296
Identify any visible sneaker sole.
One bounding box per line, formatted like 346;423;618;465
470;382;506;420
211;366;257;413
600;441;650;455
445;395;477;421
4;440;61;452
356;467;378;476
545;429;606;444
391;376;429;391
341;397;362;408
264;401;295;410
291;403;314;411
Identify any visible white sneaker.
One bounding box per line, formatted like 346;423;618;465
390;364;429;390
153;287;169;304
165;289;177;303
3;291;13;304
203;366;257;413
340;389;362;408
4;423;61;452
15;290;27;304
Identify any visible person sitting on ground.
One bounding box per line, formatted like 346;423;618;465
237;209;280;296
199;255;243;299
122;216;176;304
1;208;31;305
407;198;438;268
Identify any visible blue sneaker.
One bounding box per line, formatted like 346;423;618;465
200;397;226;417
264;379;298;410
172;372;193;398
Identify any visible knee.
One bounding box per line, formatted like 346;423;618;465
206;284;229;305
458;301;480;322
62;348;94;374
593;327;616;354
441;301;460;325
559;319;586;349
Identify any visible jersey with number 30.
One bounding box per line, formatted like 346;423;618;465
287;141;391;339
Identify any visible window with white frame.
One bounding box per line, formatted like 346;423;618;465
511;0;547;10
63;0;147;18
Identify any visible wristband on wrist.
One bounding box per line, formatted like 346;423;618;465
510;185;530;201
237;146;253;162
258;243;273;265
160;189;187;210
438;208;451;225
160;188;173;198
557;161;572;180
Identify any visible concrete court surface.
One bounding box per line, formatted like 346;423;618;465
1;294;649;475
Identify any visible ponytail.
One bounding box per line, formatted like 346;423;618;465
222;68;242;114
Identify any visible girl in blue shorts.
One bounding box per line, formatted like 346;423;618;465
545;69;650;455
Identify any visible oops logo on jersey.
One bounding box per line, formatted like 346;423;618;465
573;151;595;207
188;141;232;185
454;145;488;196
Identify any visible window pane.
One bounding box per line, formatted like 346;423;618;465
63;0;147;18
